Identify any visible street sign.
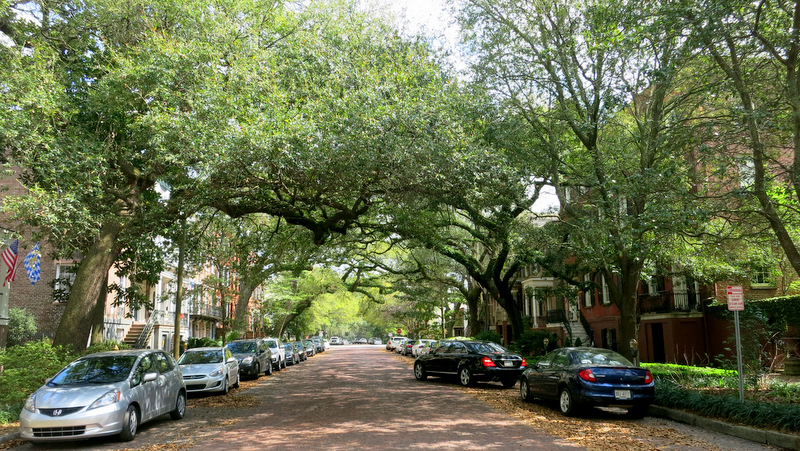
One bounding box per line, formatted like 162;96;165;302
726;285;744;311
726;285;746;401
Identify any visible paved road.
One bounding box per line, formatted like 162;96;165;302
4;345;785;450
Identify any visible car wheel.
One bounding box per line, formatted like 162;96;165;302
120;405;139;441
414;361;428;381
221;376;229;395
233;372;240;388
559;387;578;416
459;367;474;386
254;362;261;378
265;361;273;376
520;378;535;402
501;378;517;388
282;357;287;369
170;391;186;420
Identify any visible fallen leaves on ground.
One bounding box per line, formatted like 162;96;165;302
393;352;725;451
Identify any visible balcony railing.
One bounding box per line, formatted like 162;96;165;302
638;290;696;314
187;303;222;320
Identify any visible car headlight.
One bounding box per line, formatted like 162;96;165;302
242;357;254;365
24;394;36;412
88;389;121;410
209;368;224;377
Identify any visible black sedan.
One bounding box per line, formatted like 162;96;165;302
519;347;654;417
413;340;526;388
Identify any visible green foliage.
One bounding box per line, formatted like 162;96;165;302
707;302;784;377
7;307;37;346
644;363;739;389
83;341;129;355
655;380;800;432
225;331;242;342
474;330;503;344
510;330;559;356
188;337;220;348
0;340;76;418
574;337;583;347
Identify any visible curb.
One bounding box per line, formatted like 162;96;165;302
0;430;19;445
649;405;800;450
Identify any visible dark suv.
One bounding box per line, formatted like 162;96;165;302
226;339;272;378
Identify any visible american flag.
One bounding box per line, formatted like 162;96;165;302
2;239;19;286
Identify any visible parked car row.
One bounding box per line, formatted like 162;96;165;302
19;337;329;444
408;341;655;418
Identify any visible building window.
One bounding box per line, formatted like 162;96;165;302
53;263;77;303
600;276;610;305
751;267;776;289
583;274;593;307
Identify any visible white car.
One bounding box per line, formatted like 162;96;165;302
387;336;407;351
178;347;239;394
411;339;436;357
262;338;286;370
20;349;186;442
330;336;342;345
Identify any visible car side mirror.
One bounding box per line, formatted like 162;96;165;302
227;357;237;364
143;372;158;383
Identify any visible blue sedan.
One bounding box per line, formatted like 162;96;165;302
519;347;654;418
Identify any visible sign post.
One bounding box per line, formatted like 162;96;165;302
726;285;745;401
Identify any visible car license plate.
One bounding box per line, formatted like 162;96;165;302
614;390;631;400
503;361;514;367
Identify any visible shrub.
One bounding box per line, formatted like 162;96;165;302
655;380;800;432
7;307;37;346
574;337;583;347
83;340;129;355
644;363;739;389
474;330;503;344
188;337;220;348
510;330;559;356
0;340;76;421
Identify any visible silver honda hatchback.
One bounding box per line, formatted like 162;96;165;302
19;349;186;442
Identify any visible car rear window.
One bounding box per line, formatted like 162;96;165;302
469;342;508;354
178;350;223;365
227;341;256;353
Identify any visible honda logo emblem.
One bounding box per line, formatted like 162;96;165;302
53;409;63;416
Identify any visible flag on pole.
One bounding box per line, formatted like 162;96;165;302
24;242;41;285
2;239;19;286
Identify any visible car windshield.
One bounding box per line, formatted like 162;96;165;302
227;342;256;353
48;355;137;386
178;350;223;365
264;340;278;348
574;349;633;366
470;342;508;354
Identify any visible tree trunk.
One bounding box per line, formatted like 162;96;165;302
89;272;109;345
465;284;484;337
53;221;122;352
233;280;255;333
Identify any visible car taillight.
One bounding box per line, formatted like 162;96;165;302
644;370;653;384
521;358;527;367
481;356;497;367
578;369;596;382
